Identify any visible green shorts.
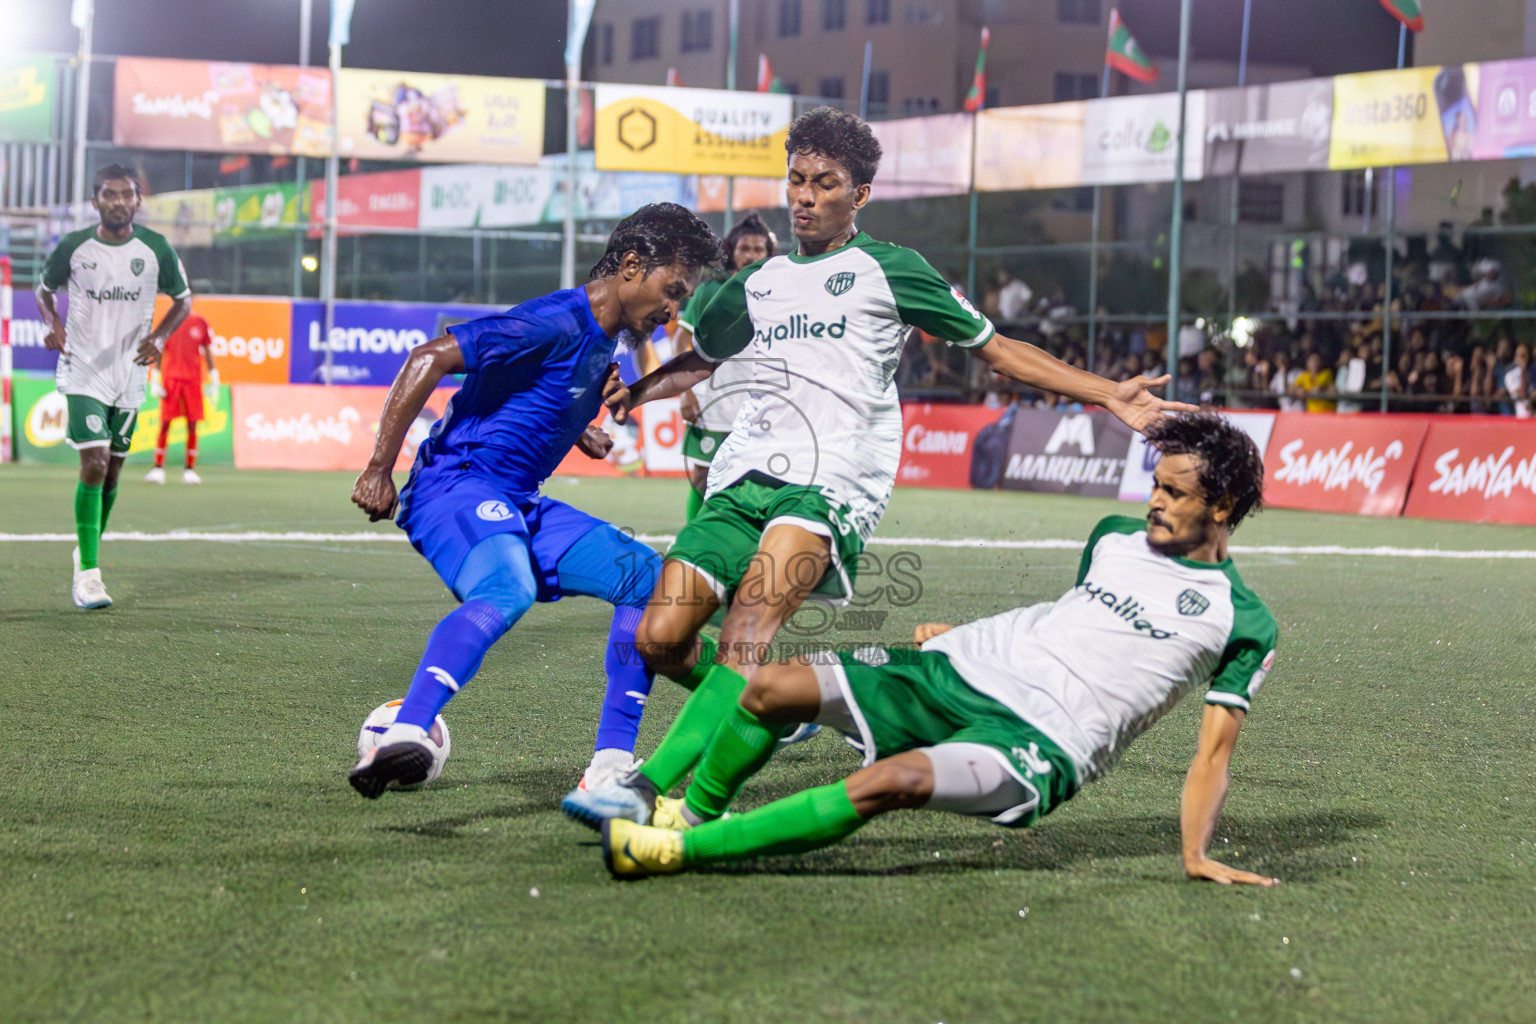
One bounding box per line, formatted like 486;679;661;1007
682;424;730;467
666;474;866;605
65;394;137;455
829;645;1078;827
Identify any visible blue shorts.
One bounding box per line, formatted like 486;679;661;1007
398;468;604;602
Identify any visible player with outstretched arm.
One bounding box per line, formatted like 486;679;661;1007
347;204;722;798
596;414;1281;885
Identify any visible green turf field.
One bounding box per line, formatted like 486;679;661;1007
3;464;1534;1023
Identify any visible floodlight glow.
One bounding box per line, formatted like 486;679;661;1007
1231;316;1256;348
302;255;319;272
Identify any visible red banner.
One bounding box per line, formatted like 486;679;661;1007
897;403;1011;489
232;383;446;471
308;170;421;235
114;58;332;157
1263;413;1427;516
1404;418;1536;525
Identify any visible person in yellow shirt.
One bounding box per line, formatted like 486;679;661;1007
1292;352;1336;413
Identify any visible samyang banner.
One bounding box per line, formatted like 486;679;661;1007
335;69;544;165
1262;412;1427;516
114;58;332;156
1404;419;1536;525
998;409;1133;497
594;84;792;177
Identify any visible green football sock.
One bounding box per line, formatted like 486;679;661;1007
684;702;787;821
675;633;718;693
684;780;865;865
75;482;103;571
100;484;119;533
641;661;745;793
684;485;705;522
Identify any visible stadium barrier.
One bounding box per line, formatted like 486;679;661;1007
1404;418;1536;526
1261;412;1428;518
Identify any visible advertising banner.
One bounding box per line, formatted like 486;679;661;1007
114;58;332;156
213;181;305;242
288;299;493;385
594;84;792;177
0;55;56;143
308;168;422;234
9;288;60;373
336;69;543;165
639;398;686;475
231;383;445;471
696;176;784;212
897;403;1012;489
149;295;294;385
998;409;1134;497
976;102;1086;191
417;164;555;229
1404;419;1536;525
1204;79;1334;176
1119;411;1277;503
1472;57;1536;160
1082;92;1205;186
14;376;234;466
1262;412;1426;516
1329;65;1474;169
139;190;216;249
869;113;972;198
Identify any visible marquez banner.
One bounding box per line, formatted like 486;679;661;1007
114;58;332;156
1404;419;1536;525
1262;413;1426;516
594;84;792;177
998;409;1133;497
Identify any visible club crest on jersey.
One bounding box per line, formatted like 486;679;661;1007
824;271;856;297
700;436;717;454
130;258;145;276
1177;589;1210;616
475;500;514;522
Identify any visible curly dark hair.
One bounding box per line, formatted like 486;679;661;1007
1144;413;1265;529
589;203;725;280
785;107;883;187
723;211;778;270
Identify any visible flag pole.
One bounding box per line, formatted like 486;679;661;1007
1381;21;1406;413
70;0;94;226
1224;0;1252;407
561;1;580;289
322;35;341;385
1164;0;1193;404
724;0;738;225
1087;60;1111;378
294;0;312;298
858;41;872;120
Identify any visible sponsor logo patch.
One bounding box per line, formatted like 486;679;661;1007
85;414;105;434
1177;589;1210;616
824;271;855;296
129;258;145;276
475;500;514;522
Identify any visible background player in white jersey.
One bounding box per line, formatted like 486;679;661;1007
563;107;1194;827
36;164;192;609
596;414;1282;885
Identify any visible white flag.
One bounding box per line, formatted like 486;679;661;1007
566;0;597;68
70;0;92;29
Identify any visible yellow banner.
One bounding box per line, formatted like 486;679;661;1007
595;85;792;177
1330;67;1451;169
337;69;543;165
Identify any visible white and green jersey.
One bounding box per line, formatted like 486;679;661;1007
40;224;191;407
692;231;994;541
678;276;753;434
924;515;1279;786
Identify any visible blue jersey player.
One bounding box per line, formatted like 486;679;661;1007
347;204;724;799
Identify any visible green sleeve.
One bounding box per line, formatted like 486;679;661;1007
870;244;995;348
677;277;723;334
1075;515;1146;586
692;259;766;363
1205;587;1278;713
41;231;87;292
143;229;191;298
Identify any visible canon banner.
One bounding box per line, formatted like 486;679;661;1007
594;84;792;178
998;409;1134;497
336;69;544;165
1262;413;1426;516
114;58;332;156
1404;419;1536;525
898;403;1012;490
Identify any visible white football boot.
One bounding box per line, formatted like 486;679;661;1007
182;468;202;485
72;567;112;610
348;722;434;799
144;467;165;484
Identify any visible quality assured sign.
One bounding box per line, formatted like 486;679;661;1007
1404;419;1536;525
595;84;791;177
1263;413;1427;516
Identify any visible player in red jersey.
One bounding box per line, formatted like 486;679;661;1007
146;311;218;485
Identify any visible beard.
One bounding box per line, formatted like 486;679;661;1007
614;327;642;352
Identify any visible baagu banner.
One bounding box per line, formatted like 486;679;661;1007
869;113;972;198
1204;79;1334;176
1082;92;1205;186
1329;65;1478;168
0;55;56;143
336;69;543;165
114;57;332;156
594;84;792;177
976;101;1086;191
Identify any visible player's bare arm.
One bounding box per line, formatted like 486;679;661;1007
1181;703;1279;887
973;333;1197;433
352;334;465;521
35;284;66;353
913;623;954;643
135;295;193;366
606;349;715;423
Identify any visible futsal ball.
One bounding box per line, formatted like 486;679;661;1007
356;699;451;786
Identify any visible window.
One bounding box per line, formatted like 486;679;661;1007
600;24;614;65
1056;0;1102;25
681;10;713;52
631;16;660;60
905;1;942;26
1342;170;1374;217
866;69;889;114
985;85;1000;109
1052;72;1099;102
819;76;845;99
867;0;890;25
782;80;801;96
823;0;846;30
1239;180;1286;224
779;0;802;36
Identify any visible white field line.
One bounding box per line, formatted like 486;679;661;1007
0;530;1534;560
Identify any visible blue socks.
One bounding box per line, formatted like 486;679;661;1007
595;604;650;751
396;599;512;730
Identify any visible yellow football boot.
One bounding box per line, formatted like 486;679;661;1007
602;819;687;879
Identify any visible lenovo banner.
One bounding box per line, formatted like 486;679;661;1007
1404;419;1536;525
288;299;494;385
898;403;1012;490
1263;413;1426;516
998;409;1133;497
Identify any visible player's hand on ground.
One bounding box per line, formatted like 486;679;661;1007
602;362;632;424
679;388;701;424
1104;375;1199;434
133;336;163;366
913;623;954;644
1184;856;1280;887
352;466;400;522
577;424;613;459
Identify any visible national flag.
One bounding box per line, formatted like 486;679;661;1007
756;54;786;94
963;27;990;112
329;0;355;47
666;67;685;88
1105;8;1157;84
1377;0;1424;32
70;0;91;29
